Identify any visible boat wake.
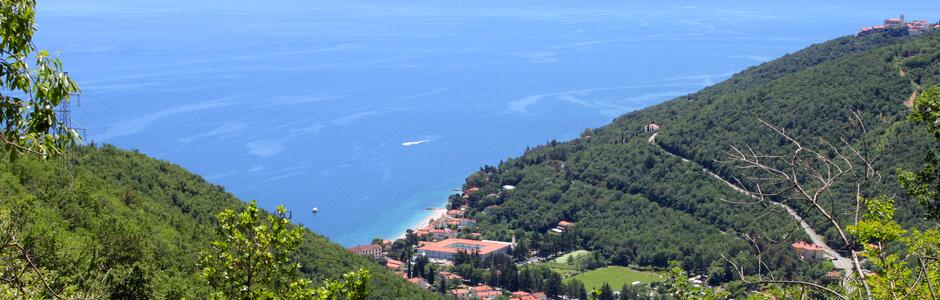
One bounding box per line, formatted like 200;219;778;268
401;139;430;146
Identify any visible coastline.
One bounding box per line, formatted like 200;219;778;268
394;206;447;240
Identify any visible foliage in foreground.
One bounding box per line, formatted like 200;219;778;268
201;200;370;300
0;0;80;159
0;145;439;299
0;2;436;299
665;87;940;299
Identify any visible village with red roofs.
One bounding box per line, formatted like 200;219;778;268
858;14;940;36
344;185;564;299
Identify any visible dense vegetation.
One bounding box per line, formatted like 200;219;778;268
0;145;439;299
455;30;940;286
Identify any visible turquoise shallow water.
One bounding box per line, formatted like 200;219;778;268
35;0;940;245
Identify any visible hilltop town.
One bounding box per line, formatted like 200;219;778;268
858;14;940;36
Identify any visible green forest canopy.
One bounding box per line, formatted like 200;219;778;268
457;30;940;284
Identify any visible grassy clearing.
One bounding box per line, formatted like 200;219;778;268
552;250;591;264
567;266;662;291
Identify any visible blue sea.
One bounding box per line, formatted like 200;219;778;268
36;0;940;246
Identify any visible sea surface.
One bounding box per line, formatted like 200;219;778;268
35;0;940;246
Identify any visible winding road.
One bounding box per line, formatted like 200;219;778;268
648;132;854;282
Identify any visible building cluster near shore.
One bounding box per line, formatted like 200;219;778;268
342;186;562;299
858;14;940;36
417;238;513;260
344;182;851;297
413;207;478;240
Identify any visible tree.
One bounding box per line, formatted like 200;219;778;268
714;88;940;299
0;0;81;297
545;272;562;299
901;86;940;217
426;266;435;285
200;200;370;300
566;279;587;300
437;274;447;295
512;242;528;261
843;86;940;299
598;282;614;300
663;263;726;300
620;283;638;300
1;0;80;160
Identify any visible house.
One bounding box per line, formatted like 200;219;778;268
450;288;472;299
472;285;499;299
511;291;531;298
447;209;465;218
511;291;549;300
643;122;660;133
476;290;502;299
418;238;513;260
791;241;826;260
909;20;932;35
885;17;904;28
433;217;448;229
415;224;435;237
551;220;575;233
347;244;382;260
430;228;459;240
408;277;431;289
483;205;500;214
826;271;843;281
386;258;403;271
438;271;463;282
462;187;480;199
447;218;477;228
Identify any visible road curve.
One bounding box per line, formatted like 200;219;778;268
648;132;854;281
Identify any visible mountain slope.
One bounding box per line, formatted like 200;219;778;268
0;145;439;299
458;30;940;281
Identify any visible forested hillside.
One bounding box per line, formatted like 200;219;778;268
458;30;940;282
0;145;438;299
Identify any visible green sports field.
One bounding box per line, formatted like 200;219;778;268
567;266;662;291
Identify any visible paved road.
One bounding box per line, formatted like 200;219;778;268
648;132;854;281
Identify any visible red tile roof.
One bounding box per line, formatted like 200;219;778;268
451;288;470;295
418;238;511;256
439;271;463;280
408;277;427;285
477;291;502;298
473;284;494;292
348;244;381;252
791;241;823;251
386;258;403;270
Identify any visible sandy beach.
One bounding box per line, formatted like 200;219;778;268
395;207;447;240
